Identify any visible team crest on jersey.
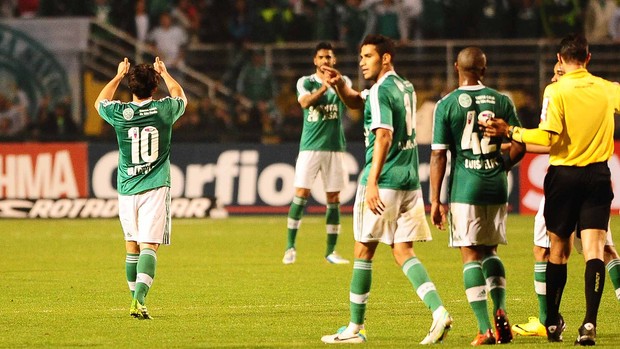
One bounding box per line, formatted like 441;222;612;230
458;94;472;108
123;108;134;120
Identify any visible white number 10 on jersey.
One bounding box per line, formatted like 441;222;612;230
128;126;159;164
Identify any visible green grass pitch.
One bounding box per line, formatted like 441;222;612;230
1;215;619;348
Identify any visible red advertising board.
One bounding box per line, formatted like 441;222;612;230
0;143;88;199
519;141;620;215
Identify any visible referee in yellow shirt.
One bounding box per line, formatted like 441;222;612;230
482;34;620;346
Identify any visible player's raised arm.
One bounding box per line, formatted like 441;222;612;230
154;57;187;105
321;66;364;109
94;57;130;110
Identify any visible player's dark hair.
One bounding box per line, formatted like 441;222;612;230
558;34;589;64
314;42;333;55
127;63;159;99
457;46;487;76
361;34;395;60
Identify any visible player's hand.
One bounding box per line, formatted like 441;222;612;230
430;201;446;230
154;56;167;75
321;66;343;87
117;57;130;78
365;184;385;216
480;118;509;138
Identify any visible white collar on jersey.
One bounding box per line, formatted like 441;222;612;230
375;70;397;85
131;98;153;106
458;82;485;91
312;73;324;84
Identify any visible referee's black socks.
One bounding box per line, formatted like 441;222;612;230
584;258;605;326
545;262;567;327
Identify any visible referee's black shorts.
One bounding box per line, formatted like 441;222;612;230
543;162;613;238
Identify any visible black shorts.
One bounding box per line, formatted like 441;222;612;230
543;162;613;238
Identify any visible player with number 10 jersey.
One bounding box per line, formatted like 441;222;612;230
98;96;185;195
432;87;521;205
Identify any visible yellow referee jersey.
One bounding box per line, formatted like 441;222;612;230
539;68;619;166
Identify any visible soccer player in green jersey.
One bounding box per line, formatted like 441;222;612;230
282;42;351;265
320;34;452;345
429;47;525;345
95;57;187;319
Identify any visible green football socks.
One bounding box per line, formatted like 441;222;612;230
464;261;492;333
350;259;372;325
534;261;547;323
607;259;620;301
134;248;157;305
402;257;443;312
481;255;507;313
325;202;340;257
286;196;307;249
125;253;139;297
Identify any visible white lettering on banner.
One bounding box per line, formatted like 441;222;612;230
169;198;212;218
0;199;33;217
92;149;361;206
238;151;259;205
258;164;295;206
51;152;79;198
0;198;213;218
215;150;241;204
27;199;117;218
0;151;78;199
0;155;16;197
170;164;184;198
521;154;620;212
184;164;214;198
92;151;118;198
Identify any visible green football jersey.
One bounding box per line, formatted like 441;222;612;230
296;74;350;151
360;71;420;191
97;97;185;195
432;85;521;205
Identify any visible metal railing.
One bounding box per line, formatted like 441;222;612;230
87;20;619;111
85;21;251;109
187;39;620;104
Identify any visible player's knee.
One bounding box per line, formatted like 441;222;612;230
325;192;340;203
533;245;549;262
603;245;619;260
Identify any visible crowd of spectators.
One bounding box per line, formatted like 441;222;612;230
3;0;620;43
0;91;79;141
1;0;619;143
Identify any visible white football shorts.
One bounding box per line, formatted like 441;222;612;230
353;185;432;245
533;197;550;248
118;186;171;245
294;150;345;192
449;203;507;247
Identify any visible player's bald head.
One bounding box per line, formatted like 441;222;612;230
456;47;486;76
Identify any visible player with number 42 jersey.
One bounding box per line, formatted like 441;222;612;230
432;86;521;205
